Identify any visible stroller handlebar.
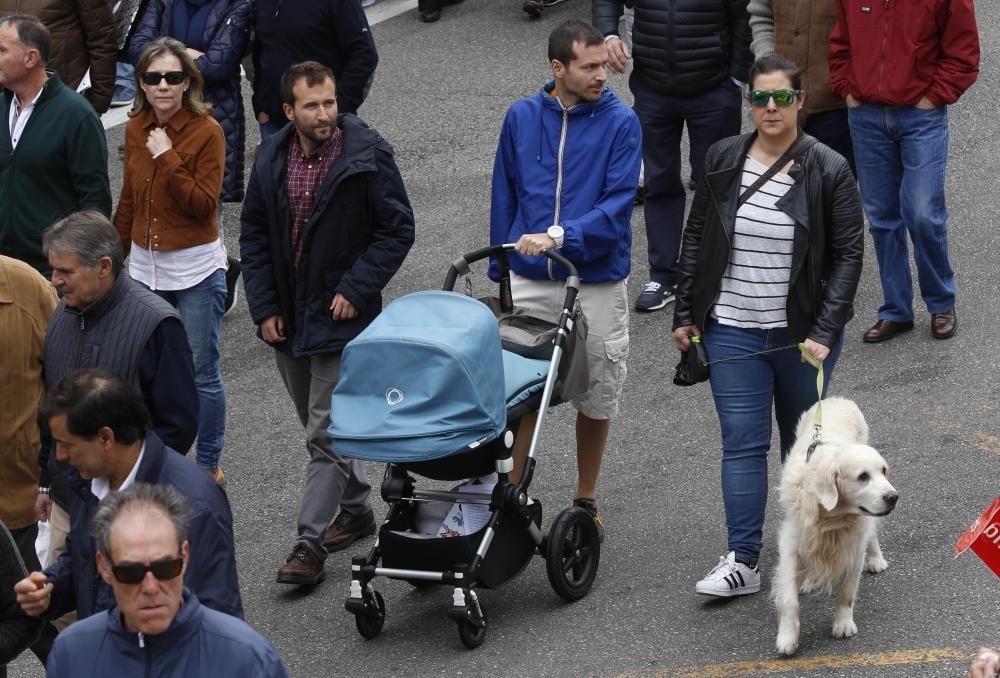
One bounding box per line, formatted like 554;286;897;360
442;244;580;315
443;244;580;315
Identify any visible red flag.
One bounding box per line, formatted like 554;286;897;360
955;496;1000;579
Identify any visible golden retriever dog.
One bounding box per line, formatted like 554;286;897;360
773;397;898;656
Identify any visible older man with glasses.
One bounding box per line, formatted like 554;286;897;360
43;483;288;677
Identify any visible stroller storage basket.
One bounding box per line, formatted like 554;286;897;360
380;500;542;589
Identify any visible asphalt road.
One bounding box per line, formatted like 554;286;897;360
9;0;999;676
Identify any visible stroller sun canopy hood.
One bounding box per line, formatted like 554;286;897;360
330;291;507;462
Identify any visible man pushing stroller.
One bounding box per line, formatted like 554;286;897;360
490;19;642;540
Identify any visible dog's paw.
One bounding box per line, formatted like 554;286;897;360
775;632;799;656
865;554;888;573
776;620;799;656
831;618;858;639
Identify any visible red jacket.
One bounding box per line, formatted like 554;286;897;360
829;0;979;106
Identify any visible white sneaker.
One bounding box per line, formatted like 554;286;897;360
695;551;760;597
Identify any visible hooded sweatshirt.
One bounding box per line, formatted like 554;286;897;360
490;82;641;284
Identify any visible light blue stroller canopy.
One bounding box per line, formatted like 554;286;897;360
330;291;508;462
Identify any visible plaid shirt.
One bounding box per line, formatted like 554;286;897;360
286;128;343;269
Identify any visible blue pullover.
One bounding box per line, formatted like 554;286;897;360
490;82;641;283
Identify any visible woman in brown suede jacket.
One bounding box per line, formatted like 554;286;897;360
113;36;228;484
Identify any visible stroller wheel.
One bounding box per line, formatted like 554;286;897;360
457;610;488;649
354;590;386;640
545;507;601;602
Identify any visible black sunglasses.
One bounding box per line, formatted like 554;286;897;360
748;89;801;108
141;71;187;87
111;557;184;584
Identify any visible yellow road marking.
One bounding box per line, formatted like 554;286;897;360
616;648;972;678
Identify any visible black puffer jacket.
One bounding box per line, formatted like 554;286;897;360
130;0;252;202
672;132;864;348
593;0;753;96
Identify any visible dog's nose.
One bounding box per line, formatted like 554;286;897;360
883;491;898;506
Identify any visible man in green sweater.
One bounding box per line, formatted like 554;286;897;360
0;14;111;277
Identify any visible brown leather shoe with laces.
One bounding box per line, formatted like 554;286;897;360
863;319;914;343
276;543;325;586
323;510;376;552
931;310;957;339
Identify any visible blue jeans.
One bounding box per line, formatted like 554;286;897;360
804;108;855;177
114;62;135;101
153;270;227;469
848;103;954;321
702;320;843;563
631;74;743;286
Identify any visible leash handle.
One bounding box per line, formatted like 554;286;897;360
798;343;824;445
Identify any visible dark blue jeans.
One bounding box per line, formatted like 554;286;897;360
848;103;954;321
804;107;855;176
151;270;228;469
702;320;843;563
631;75;743;286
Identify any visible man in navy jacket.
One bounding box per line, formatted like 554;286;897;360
14;370;243;622
47;484;285;678
241;61;413;586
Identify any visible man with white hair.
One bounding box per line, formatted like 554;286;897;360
45;483;287;677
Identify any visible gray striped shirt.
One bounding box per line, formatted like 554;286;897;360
712;155;796;329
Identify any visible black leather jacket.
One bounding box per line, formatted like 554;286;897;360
672;132;864;348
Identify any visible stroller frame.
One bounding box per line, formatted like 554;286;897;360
344;244;602;648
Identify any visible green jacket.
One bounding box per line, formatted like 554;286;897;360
0;73;112;275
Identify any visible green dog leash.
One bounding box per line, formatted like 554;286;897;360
799;343;824;461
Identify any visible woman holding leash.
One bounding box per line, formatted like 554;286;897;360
672;54;864;597
113;38;228;485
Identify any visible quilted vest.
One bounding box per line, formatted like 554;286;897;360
42;272;179;507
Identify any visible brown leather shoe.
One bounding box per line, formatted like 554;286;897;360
931;310;957;339
323;509;376;552
206;467;225;486
863;319;914;343
276;543;326;586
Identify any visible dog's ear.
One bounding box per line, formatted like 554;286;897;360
815;468;840;512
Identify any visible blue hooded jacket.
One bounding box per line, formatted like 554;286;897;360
490;82;641;283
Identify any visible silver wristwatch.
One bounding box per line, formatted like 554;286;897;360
546;224;564;249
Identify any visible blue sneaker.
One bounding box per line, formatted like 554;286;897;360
634;281;675;312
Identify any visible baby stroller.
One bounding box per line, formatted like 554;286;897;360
331;244;601;648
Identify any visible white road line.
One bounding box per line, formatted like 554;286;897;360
100;0;418;131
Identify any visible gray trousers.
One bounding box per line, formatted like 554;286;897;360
275;350;372;560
